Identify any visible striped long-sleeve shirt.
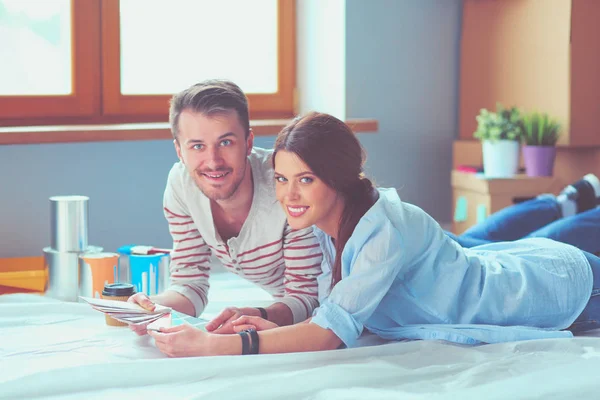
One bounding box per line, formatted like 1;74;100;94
163;147;323;323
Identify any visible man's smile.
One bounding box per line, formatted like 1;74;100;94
200;171;231;182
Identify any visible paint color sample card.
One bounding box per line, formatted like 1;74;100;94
80;296;172;325
146;311;209;332
172;311;208;331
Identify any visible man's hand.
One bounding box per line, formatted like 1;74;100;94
127;292;156;336
148;324;211;357
125;291;197;336
231;315;279;332
205;307;262;334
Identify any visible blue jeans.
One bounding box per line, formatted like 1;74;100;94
445;195;600;255
569;251;600;333
445;195;600;333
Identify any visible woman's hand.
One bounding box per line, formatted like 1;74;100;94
148;324;212;357
205;307;263;334
231;315;279;332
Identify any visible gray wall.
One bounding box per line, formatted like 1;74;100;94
0;137;273;258
346;0;462;222
0;140;178;258
0;0;462;258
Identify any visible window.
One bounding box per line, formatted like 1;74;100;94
0;0;72;95
0;0;100;120
0;0;296;124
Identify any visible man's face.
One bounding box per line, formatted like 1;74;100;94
175;109;253;201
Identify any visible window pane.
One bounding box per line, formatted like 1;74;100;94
119;0;278;95
0;0;72;95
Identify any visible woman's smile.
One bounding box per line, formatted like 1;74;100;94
286;205;310;217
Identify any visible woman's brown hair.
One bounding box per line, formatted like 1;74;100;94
273;112;377;287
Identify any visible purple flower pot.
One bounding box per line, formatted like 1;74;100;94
522;145;556;177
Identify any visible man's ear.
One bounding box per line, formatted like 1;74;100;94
246;129;254;156
174;139;184;163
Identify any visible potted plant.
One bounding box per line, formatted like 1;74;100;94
474;103;522;178
520;112;560;177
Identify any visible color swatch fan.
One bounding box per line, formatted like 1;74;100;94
80;296;171;325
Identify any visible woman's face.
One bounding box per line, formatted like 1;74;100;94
274;150;343;235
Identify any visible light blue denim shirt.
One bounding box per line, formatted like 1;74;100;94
310;188;593;347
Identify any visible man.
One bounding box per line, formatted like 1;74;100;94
129;80;322;334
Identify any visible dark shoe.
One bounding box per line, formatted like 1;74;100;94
561;174;600;213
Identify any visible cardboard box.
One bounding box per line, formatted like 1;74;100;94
0;256;46;294
460;0;600;146
451;170;556;234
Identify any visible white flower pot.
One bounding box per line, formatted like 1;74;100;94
482;140;520;178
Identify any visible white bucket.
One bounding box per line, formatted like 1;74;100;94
482;140;520;179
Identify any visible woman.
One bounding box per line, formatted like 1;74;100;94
149;112;600;357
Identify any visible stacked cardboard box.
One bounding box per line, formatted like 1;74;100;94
451;170;555;235
460;0;600;147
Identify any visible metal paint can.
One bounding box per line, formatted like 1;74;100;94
49;195;89;252
44;245;102;302
129;253;171;296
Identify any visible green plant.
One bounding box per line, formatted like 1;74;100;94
520;112;560;146
473;103;522;142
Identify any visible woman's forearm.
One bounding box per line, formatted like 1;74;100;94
212;322;342;355
260;323;342;354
